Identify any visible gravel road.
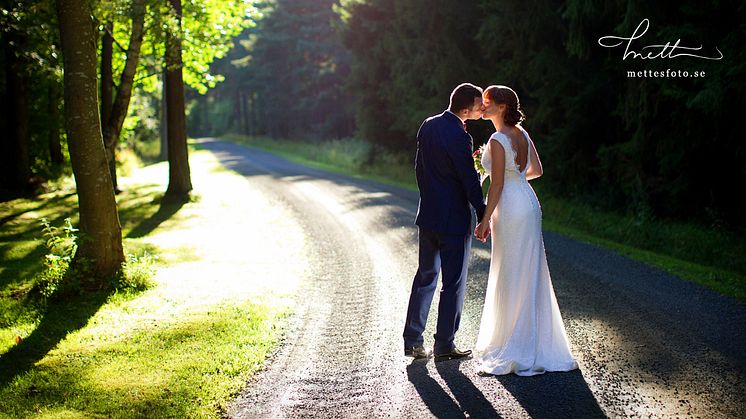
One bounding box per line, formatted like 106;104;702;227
194;139;746;418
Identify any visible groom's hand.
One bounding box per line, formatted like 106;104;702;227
475;222;490;242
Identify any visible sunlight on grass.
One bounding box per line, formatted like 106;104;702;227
6;300;286;418
0;149;307;418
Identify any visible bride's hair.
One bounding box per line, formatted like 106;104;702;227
484;85;525;126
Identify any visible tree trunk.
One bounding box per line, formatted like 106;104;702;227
100;21;113;132
202;93;209;136
234;89;243;134
102;0;146;193
56;0;124;281
2;32;31;191
100;21;115;190
159;72;168;161
249;92;256;137
241;90;250;136
48;83;64;164
165;0;192;199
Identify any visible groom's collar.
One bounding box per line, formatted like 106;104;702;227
445;110;465;124
444;110;467;131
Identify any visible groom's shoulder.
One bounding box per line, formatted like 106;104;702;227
423;111;448;126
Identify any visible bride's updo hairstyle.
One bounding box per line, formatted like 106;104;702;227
484;85;525;126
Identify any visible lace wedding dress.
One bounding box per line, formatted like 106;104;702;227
475;129;578;376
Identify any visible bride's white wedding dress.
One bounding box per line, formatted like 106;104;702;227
475;129;578;376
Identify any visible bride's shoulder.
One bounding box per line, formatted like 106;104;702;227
516;124;531;139
489;131;511;146
489;131;507;141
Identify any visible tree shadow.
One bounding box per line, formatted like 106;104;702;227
0;290;110;388
494;369;606;419
125;195;188;239
434;358;502;418
406;360;463;417
0;192;77;227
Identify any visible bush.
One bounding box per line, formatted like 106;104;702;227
32;218;157;298
117;252;157;292
32;218;77;298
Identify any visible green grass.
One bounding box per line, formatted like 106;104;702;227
0;149;292;417
223;134;746;304
536;191;746;302
223;134;416;190
0;297;285;418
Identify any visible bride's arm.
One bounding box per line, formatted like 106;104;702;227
525;135;544;180
477;140;505;238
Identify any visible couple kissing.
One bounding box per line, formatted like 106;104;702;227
403;83;578;377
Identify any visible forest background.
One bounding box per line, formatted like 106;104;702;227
2;0;744;278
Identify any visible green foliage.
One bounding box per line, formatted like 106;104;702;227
117;252;157;292
0;153;295;418
338;0;491;150
225;135;415;188
94;0;258;95
32;218;78;298
190;0;355;139
0;0;258;190
337;0;746;230
1;0;67;182
31;217;157;298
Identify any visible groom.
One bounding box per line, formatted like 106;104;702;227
403;83;488;360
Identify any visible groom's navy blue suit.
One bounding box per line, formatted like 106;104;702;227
404;110;486;354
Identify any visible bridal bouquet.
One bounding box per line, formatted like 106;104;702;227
473;143;488;183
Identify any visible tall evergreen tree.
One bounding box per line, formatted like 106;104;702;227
200;0;354;140
340;0;487;151
1;0;66;192
1;2;32;191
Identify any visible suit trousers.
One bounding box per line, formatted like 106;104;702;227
403;227;472;354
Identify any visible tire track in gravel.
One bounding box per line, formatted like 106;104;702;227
202;140;416;417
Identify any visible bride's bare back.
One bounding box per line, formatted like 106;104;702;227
500;126;529;173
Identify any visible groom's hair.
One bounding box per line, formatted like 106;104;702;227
449;83;483;113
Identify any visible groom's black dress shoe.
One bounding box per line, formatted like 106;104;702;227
404;346;432;359
434;348;472;361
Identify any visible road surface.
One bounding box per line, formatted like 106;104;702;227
194;139;746;418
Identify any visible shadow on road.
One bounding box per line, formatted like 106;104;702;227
408;358;604;418
435;358;502;418
126;195;188;238
495;369;606;418
406;360;465;417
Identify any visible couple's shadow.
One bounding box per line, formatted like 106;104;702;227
406;359;605;418
406;358;500;418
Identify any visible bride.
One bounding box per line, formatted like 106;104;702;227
474;85;578;376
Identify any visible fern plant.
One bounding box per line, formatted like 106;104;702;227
34;217;78;297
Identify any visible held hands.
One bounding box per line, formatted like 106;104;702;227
474;220;490;242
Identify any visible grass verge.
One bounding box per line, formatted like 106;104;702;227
223;134;746;304
0;148;297;417
223;134;416;190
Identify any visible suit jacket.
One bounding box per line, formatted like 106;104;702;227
415;110;486;235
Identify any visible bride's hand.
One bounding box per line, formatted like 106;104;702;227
475;221;490;242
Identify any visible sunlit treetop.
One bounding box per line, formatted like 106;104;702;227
93;0;261;94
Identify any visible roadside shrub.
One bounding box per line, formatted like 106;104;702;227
116;252;157;292
32;218;157;298
32;217;77;298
